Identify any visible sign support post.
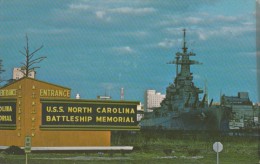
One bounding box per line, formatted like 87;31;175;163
217;150;219;164
24;136;32;164
25;153;28;164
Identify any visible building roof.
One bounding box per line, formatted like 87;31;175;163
222;95;252;105
0;77;70;90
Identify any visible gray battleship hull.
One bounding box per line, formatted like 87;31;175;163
140;106;230;132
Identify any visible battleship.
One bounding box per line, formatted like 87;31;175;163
140;29;231;132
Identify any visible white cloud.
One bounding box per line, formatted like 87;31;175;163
221;26;255;36
109;7;156;15
96;11;105;19
185;17;202;24
67;3;155;22
95;11;111;21
123;46;133;52
197;31;208;40
242;22;255;26
162;12;252;36
114;46;134;54
69;3;90;10
118;31;148;38
195;30;220;41
27;28;71;35
215;15;237;22
158;38;181;49
194;23;255;41
183;14;242;28
162;17;254;42
132;31;148;37
96;11;111;22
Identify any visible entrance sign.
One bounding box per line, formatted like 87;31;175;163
0;89;17;97
40;99;140;130
0;77;114;148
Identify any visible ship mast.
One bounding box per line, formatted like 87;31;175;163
182;29;187;53
168;29;201;81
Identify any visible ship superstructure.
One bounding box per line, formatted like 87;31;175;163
162;29;204;112
140;29;230;131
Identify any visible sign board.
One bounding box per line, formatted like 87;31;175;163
0;100;16;129
24;136;32;153
0;89;17;97
213;142;223;153
39;89;70;98
40;99;140;130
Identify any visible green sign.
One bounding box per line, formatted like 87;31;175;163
40;99;140;130
24;136;31;153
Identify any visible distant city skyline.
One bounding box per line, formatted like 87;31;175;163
0;0;257;103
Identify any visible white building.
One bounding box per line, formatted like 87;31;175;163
137;102;144;121
144;90;165;112
13;67;35;80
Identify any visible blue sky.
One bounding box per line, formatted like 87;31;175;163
0;0;257;103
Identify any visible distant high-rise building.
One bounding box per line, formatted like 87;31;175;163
137;102;144;121
13;67;35;80
144;90;165;112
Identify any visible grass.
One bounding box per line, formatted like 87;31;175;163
0;131;259;164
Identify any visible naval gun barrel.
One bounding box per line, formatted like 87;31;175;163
209;99;213;107
199;94;207;107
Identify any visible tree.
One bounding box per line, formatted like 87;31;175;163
0;59;5;83
19;34;46;77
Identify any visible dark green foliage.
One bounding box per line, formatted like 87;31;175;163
187;149;200;156
163;149;172;155
4;146;25;155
